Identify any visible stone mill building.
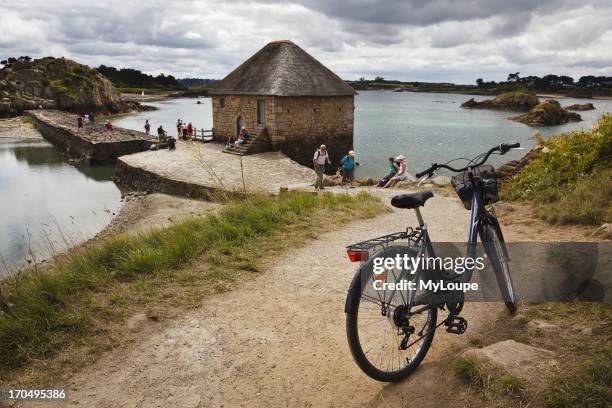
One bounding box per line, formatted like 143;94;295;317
209;40;356;168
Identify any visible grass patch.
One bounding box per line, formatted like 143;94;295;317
453;356;525;399
0;191;387;380
20;115;32;124
500;114;611;225
543;347;611;408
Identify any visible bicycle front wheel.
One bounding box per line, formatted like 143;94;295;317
479;219;517;313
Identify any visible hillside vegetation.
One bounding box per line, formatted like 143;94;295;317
501;114;611;225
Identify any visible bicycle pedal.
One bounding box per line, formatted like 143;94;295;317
445;316;468;334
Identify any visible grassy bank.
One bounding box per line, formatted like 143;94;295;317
453;302;611;407
0;191;387;382
501;114;611;225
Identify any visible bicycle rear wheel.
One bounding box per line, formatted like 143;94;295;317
479;218;517;313
345;246;437;382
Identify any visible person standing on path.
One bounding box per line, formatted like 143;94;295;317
144;120;151;135
187;122;193;139
313;144;331;190
176;119;183;140
340;150;359;188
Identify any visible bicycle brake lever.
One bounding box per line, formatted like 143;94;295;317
417;169;436;187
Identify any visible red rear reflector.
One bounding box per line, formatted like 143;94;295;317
347;250;368;262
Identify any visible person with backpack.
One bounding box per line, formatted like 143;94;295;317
340;150;359;187
313;144;331;190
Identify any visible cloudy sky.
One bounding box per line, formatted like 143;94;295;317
1;0;610;83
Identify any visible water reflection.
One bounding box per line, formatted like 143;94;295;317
0;138;122;275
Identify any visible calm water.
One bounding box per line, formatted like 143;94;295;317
0;139;122;274
116;93;611;178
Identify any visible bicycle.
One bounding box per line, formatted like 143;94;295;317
344;142;520;382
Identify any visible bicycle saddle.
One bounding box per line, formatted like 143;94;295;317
391;191;434;209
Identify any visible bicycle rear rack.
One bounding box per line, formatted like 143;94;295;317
346;227;422;257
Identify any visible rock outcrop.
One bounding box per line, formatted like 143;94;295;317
461;92;539;112
496;145;545;179
0;56;131;117
511;99;582;126
565;102;595;111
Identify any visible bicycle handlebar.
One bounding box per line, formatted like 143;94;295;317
415;142;520;179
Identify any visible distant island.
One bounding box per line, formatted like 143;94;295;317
347;73;612;98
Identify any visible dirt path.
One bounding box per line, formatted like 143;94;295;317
48;189;517;408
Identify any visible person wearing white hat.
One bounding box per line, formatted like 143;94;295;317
383;155;407;188
312;144;331;190
340;150;360;188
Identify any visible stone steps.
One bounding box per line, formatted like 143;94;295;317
221;130;272;156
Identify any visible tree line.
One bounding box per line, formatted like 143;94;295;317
96;65;185;90
476;72;612;92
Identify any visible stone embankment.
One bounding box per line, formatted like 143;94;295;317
112;142;315;198
30;110;157;163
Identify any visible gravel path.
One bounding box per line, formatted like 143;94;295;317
54;189;509;408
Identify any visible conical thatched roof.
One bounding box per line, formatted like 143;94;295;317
209;41;356;96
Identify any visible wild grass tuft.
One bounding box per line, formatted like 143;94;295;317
0;191;386;376
543;347;611;408
453;356;525;398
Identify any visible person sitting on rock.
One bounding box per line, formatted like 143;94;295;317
383;155;407;188
378;157;399;187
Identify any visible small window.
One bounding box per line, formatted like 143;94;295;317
257;100;265;125
220;98;225;109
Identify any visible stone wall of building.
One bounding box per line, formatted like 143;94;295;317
211;95;274;144
212;95;354;170
269;96;353;169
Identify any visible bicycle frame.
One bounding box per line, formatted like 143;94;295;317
411;170;495;287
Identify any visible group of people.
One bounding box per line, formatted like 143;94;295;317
225;127;251;150
312;145;408;190
378;155;407;188
312;145;360;190
176;119;195;140
76;113;96;129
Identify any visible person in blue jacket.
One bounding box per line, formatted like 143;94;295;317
340;150;360;188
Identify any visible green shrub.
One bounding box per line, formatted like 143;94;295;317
501;114;612;225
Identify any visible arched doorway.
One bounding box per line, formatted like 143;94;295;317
236;116;245;136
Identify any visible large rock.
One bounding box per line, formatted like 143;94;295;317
0;56;126;117
496;145;544;179
511;99;582;126
565;102;595;111
461;92;540;112
462;340;556;381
